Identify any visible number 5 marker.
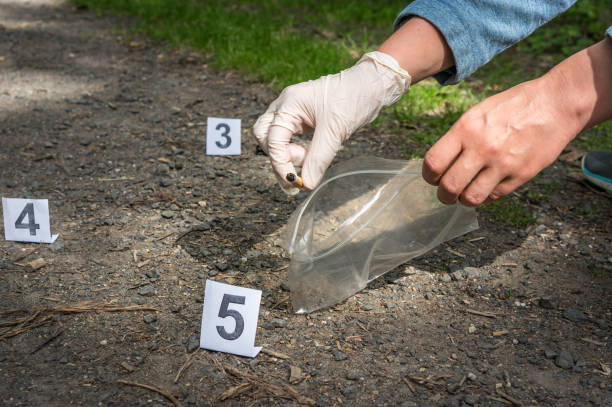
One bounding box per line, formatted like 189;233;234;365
2;198;59;243
200;280;262;357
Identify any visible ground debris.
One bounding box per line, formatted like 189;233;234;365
220;364;315;405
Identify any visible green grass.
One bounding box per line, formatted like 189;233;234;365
73;0;611;226
481;198;537;228
72;0;406;88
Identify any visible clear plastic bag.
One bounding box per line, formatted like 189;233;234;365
280;157;479;313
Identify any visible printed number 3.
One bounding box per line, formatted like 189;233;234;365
15;203;40;236
216;294;245;340
215;123;231;149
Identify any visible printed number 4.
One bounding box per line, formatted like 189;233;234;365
15;203;40;236
216;294;245;340
215;123;231;149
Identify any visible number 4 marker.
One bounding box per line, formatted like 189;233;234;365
200;280;262;357
2;198;59;243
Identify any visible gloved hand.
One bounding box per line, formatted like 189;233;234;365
252;51;411;191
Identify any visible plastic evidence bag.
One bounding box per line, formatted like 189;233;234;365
280;157;479;313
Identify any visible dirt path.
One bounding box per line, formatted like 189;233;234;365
0;1;610;406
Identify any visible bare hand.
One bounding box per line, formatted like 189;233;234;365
422;77;580;206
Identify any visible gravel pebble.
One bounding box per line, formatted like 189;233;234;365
562;307;587;322
143;314;157;324
138;285;155;296
332;350;348;361
555;350;574;369
187;335;200;353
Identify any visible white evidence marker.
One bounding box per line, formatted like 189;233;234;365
206;117;241;156
2;197;59;243
200;280;262;358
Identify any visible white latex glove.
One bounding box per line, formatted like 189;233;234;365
252;51;411;191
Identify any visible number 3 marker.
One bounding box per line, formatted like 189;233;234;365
2;198;59;243
200;280;262;357
206;117;241;156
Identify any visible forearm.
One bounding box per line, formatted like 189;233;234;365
377;16;454;83
546;37;612;131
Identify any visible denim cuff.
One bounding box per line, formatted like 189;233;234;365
607;25;612;38
395;0;577;86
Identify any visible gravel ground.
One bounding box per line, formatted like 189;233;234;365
0;1;610;406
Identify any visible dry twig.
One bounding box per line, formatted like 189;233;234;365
174;349;200;383
117;379;183;407
465;309;498;318
261;348;290;359
0;302;158;340
221;364;315;405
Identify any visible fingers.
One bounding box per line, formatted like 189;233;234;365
267;125;307;188
434;152;484;204
252;102;279;154
458;168;503;206
300;125;343;190
422;131;462;186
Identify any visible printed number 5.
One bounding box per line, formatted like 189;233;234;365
15;203;40;236
216;294;245;340
215;123;231;149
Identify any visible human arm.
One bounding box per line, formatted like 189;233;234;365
252;16;452;191
422;34;612;205
253;0;580;192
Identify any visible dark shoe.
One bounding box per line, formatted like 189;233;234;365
582;150;612;192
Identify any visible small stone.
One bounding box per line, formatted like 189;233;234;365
538;296;558;310
555;350;574;369
463;394;478;405
467;372;477;381
450;270;464;281
438;273;452;283
159;178;174;187
145;270;159;279
424;292;433;300
573;356;586;373
154;163;170;176
100;339;108;346
138;285;155;296
187;335;200;353
447;383;460;393
534;224;548;235
50;240;65;252
215;262;228;271
269;318;287;329
339;384;359;400
346;369;360;380
468;324;477;334
562;307;587;322
143;314;157;324
464;267;481;279
59;356;68;364
280;282;291;292
332;350;348;361
161;210;174;219
289;365;303;384
79;138;91;146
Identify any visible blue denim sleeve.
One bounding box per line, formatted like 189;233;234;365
608;25;612;38
394;0;577;85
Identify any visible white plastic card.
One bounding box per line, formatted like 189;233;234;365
206;117;241;156
2;197;58;243
200;280;262;357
